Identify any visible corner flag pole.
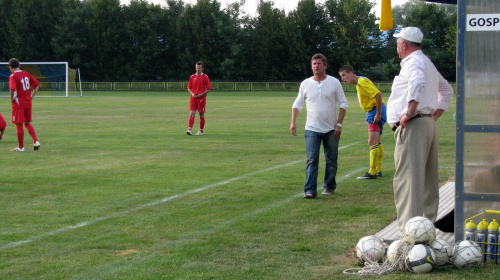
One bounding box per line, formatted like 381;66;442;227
379;0;394;31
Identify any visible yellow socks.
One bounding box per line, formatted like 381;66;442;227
376;143;384;174
369;144;380;175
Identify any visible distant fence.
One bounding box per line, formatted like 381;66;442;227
78;81;304;92
1;81;394;92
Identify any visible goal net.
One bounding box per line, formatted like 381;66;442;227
0;62;82;97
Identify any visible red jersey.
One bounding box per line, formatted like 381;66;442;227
9;70;40;108
187;73;212;94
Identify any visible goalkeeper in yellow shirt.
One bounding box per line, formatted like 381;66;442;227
339;65;386;179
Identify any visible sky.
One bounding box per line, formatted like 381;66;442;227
119;0;410;17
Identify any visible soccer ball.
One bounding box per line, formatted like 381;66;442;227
429;238;452;266
356;235;386;264
405;244;436;273
387;239;411;264
404;216;436;244
452;240;483;267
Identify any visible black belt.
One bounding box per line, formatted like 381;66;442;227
392;113;433;132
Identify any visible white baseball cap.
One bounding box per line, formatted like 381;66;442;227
393;27;424;43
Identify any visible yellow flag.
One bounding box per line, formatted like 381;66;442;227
379;0;394;31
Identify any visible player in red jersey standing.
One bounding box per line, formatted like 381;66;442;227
186;61;212;135
8;58;41;152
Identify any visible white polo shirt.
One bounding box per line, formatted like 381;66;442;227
387;50;453;128
292;75;348;133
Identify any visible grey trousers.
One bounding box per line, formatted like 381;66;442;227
393;116;440;231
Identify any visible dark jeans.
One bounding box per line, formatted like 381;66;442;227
304;129;339;195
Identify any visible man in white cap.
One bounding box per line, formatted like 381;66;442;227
387;27;454;231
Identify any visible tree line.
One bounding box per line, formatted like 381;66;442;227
0;0;456;82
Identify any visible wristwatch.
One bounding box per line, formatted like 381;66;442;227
336;123;343;128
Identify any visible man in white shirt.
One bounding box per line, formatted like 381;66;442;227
387;27;453;230
290;53;348;199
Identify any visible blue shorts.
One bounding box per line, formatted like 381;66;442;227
366;104;387;135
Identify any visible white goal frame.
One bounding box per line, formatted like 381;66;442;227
0;61;82;97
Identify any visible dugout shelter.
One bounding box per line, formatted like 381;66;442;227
454;0;500;242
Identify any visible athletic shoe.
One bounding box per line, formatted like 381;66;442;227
376;172;382;177
11;147;25;152
186;130;192;135
34;141;41;150
357;172;377;180
322;188;335;195
195;130;204;136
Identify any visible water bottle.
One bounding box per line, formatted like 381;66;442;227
465;220;477;241
487;219;499;263
476;219;489;262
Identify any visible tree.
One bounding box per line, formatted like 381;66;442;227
325;0;382;77
241;0;289;80
52;0;89;69
392;0;457;81
175;0;238;80
54;0;128;80
216;0;249;80
1;0;65;61
283;0;330;79
1;0;457;82
121;0;178;80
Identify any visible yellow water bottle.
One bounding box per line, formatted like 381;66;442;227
477;219;489;262
487;219;499;263
465;220;477;241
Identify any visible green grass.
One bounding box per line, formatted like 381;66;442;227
0;90;497;279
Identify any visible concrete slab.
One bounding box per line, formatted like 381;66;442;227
375;182;455;245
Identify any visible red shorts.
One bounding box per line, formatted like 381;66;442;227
0;113;6;130
368;122;381;133
189;96;206;113
12;106;32;124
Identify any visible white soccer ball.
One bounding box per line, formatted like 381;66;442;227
405;244;436;273
452;240;483;267
429;238;452;266
356;235;386;264
387;239;411;264
404;216;436;244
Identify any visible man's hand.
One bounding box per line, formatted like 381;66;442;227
290;123;297;136
333;127;342;139
399;113;411;129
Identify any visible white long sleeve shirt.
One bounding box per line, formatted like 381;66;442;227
387;50;453;127
292;75;348;133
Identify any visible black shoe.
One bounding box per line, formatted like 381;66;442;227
321;188;335;195
357;172;377;180
303;193;317;199
376;172;382;177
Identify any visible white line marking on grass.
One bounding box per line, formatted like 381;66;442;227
0;140;363;251
67;166;367;279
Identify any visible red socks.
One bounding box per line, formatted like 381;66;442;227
200;116;205;130
188;115;205;131
16;124;24;148
15;123;38;149
25;123;38;142
188;115;195;130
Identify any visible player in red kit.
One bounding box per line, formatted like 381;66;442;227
0;112;6;140
186;61;212;135
8;58;41;152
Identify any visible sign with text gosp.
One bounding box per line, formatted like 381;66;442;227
467;14;500;31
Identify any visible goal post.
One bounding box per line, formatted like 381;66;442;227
0;62;82;97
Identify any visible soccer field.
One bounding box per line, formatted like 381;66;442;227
1;91;495;279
